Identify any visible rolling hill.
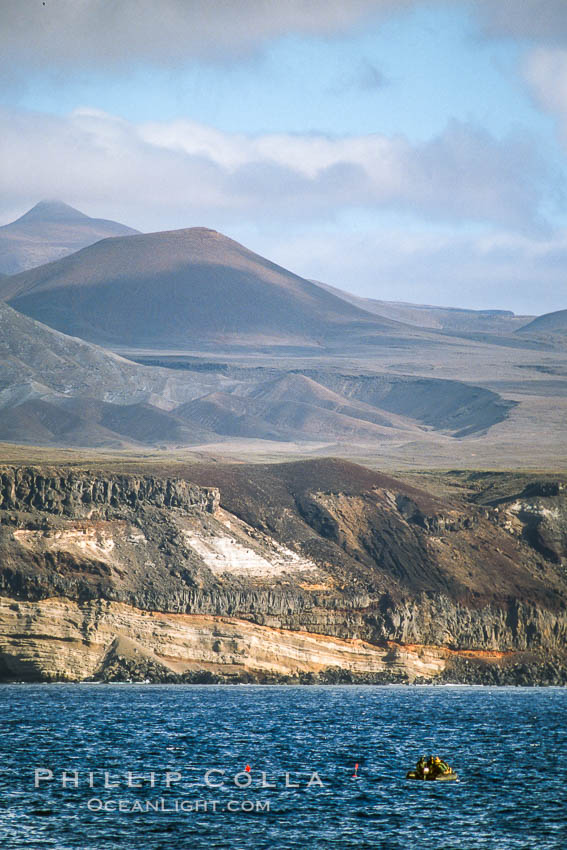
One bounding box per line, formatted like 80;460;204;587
0;200;138;275
518;309;567;336
174;370;511;443
1;226;411;350
0;301;221;447
314;280;533;333
0;220;559;460
0;299;517;449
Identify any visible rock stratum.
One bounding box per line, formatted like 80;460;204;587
0;459;566;684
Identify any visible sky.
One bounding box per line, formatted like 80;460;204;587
1;0;567;315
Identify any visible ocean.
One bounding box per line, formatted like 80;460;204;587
1;684;566;849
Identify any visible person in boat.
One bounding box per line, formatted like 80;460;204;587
415;756;429;779
428;755;452;777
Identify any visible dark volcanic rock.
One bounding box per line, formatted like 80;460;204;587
0;460;566;684
0;466;219;517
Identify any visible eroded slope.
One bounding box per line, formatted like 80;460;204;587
0;460;566;684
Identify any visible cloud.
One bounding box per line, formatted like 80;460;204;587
0;0;416;72
524;47;567;149
4;0;567;82
474;0;567;44
140;121;547;229
140;116;553;230
0;108;552;234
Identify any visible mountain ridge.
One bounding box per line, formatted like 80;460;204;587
0;200;139;274
313;279;534;333
518;308;567;336
1;226;418;350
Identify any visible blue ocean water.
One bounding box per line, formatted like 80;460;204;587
0;684;566;849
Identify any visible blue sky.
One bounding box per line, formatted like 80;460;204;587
1;0;567;314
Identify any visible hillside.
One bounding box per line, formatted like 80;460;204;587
1;296;563;464
0;300;155;401
518;309;567;336
0;200;138;274
1;226;411;350
0;460;566;684
0;219;563;463
176;371;511;442
1;300;512;449
315;280;534;333
0;301;224;447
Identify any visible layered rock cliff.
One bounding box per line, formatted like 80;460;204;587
0;460;565;684
0;466;219;516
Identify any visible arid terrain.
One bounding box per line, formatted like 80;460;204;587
0;201;138;275
1;459;566;684
0;203;564;685
0;203;565;469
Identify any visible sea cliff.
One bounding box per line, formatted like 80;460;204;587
0;460;565;684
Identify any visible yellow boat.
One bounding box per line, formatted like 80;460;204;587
406;769;459;781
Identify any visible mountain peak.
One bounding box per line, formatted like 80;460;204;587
16;200;90;224
0;202;139;275
3;222;397;348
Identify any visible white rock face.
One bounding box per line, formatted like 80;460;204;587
183;531;316;577
14;528;116;561
182;508;319;578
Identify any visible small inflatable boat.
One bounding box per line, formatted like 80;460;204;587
406;770;459;781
